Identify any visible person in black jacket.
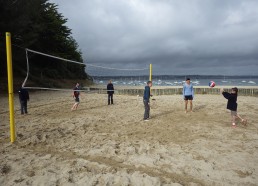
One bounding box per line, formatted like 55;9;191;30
107;80;114;105
143;81;152;121
221;87;247;127
18;87;29;115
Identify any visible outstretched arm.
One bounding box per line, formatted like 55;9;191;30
222;91;231;99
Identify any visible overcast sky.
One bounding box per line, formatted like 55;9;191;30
49;0;258;75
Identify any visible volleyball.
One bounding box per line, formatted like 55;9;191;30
209;81;216;88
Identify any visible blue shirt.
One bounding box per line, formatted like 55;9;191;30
183;83;194;97
143;86;150;101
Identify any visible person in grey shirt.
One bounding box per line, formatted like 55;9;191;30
183;78;194;113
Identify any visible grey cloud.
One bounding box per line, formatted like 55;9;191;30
50;0;258;75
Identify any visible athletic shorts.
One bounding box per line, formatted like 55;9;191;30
231;111;237;116
75;97;80;103
184;95;193;100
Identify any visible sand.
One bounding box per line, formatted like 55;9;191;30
1;91;258;186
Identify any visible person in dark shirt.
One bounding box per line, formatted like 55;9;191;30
107;80;114;105
18;87;29;115
71;83;80;110
221;87;247;127
143;81;152;121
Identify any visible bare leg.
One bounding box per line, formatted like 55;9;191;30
236;114;243;120
232;115;236;127
185;100;188;113
189;100;193;112
75;103;79;110
236;114;247;125
71;103;79;110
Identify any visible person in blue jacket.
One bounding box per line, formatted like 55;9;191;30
221;87;247;127
143;81;152;121
183;78;194;113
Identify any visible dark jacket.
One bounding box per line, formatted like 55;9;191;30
18;88;29;102
73;86;80;98
222;92;237;111
107;83;114;94
143;86;150;101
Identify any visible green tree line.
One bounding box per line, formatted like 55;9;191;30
0;0;90;88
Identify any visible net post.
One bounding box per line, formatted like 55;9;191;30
6;32;16;143
149;64;152;95
149;64;152;81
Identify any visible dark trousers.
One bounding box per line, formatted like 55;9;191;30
108;94;113;105
143;100;150;119
20;100;28;114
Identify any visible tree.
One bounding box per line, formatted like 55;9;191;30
0;0;89;88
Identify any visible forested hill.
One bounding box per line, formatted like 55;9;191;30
0;0;91;90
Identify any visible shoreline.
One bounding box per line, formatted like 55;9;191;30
89;85;258;96
89;85;258;89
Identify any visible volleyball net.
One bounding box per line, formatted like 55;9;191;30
22;48;88;91
22;48;151;92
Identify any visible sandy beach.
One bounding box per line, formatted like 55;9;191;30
1;91;258;185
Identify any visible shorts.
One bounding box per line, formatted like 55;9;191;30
75;97;80;103
231;111;237;116
184;95;193;100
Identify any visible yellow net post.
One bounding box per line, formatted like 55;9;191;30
149;64;152;96
6;32;16;143
149;64;152;81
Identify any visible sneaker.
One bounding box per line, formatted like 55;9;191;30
144;119;149;121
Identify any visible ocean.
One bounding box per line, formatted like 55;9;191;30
92;75;258;86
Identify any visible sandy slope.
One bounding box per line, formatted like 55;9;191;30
0;91;258;186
